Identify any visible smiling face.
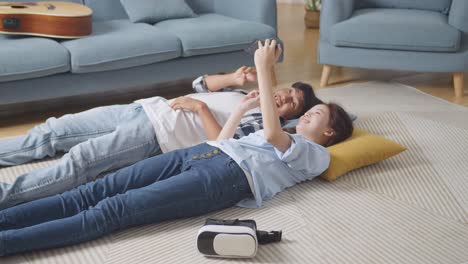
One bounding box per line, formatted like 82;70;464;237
296;104;335;145
273;87;305;120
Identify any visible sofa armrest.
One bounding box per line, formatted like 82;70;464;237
214;0;277;33
320;0;355;42
448;0;468;33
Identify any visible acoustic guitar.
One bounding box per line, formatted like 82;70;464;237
0;1;92;38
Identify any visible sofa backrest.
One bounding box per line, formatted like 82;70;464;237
186;0;215;13
83;0;128;21
356;0;452;14
83;0;215;21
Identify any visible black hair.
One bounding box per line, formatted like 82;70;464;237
324;103;354;147
292;82;323;118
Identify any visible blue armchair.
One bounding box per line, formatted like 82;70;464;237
318;0;468;97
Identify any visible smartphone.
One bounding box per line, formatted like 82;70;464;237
244;38;281;55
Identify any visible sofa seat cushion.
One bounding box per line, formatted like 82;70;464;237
0;35;70;82
61;19;182;73
330;8;461;52
154;13;276;57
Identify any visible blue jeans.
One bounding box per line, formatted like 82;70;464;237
0;103;160;209
0;143;251;256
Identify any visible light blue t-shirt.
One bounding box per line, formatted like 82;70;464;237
208;130;330;208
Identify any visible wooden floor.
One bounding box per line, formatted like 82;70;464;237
1;3;466;139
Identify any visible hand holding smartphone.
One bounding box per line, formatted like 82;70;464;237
244;38;282;55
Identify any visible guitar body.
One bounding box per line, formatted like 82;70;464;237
0;1;92;38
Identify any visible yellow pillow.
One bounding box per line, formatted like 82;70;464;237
321;128;406;181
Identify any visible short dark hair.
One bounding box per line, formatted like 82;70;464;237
292;82;323;118
325;103;354;147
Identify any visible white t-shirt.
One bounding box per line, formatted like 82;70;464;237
135;92;260;153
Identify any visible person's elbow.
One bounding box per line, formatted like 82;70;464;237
264;132;282;146
264;131;281;143
265;132;290;152
209;129;222;141
316;149;331;174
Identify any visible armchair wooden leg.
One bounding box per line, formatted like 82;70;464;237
271;66;278;86
320;65;332;87
453;72;465;98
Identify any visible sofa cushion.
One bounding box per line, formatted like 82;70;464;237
120;0;195;24
61;20;182;74
185;0;215;14
0;35;70;82
154;13;276;57
330;8;461;52
355;0;452;14
84;0;129;21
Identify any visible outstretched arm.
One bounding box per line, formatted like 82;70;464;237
255;40;292;152
217;90;260;140
204;66;257;92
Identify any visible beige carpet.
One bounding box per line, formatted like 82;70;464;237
1;82;468;264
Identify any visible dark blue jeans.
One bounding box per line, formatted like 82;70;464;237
0;143;252;256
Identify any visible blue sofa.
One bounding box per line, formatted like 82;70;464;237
318;0;468;97
0;0;279;115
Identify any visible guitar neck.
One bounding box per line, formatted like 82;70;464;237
0;3;58;12
0;3;37;7
0;2;92;17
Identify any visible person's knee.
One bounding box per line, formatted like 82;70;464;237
90;197;128;232
53;147;90;186
80;209;113;235
62;147;85;168
65;182;104;211
40;116;57;130
30;117;66;140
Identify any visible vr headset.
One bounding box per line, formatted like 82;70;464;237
197;218;282;258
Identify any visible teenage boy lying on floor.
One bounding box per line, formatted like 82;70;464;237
0;59;322;210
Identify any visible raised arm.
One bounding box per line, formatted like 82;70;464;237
255;39;291;152
217;90;260;140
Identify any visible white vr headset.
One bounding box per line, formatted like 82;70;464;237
197;218;282;259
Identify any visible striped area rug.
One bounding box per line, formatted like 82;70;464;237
1;82;468;264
